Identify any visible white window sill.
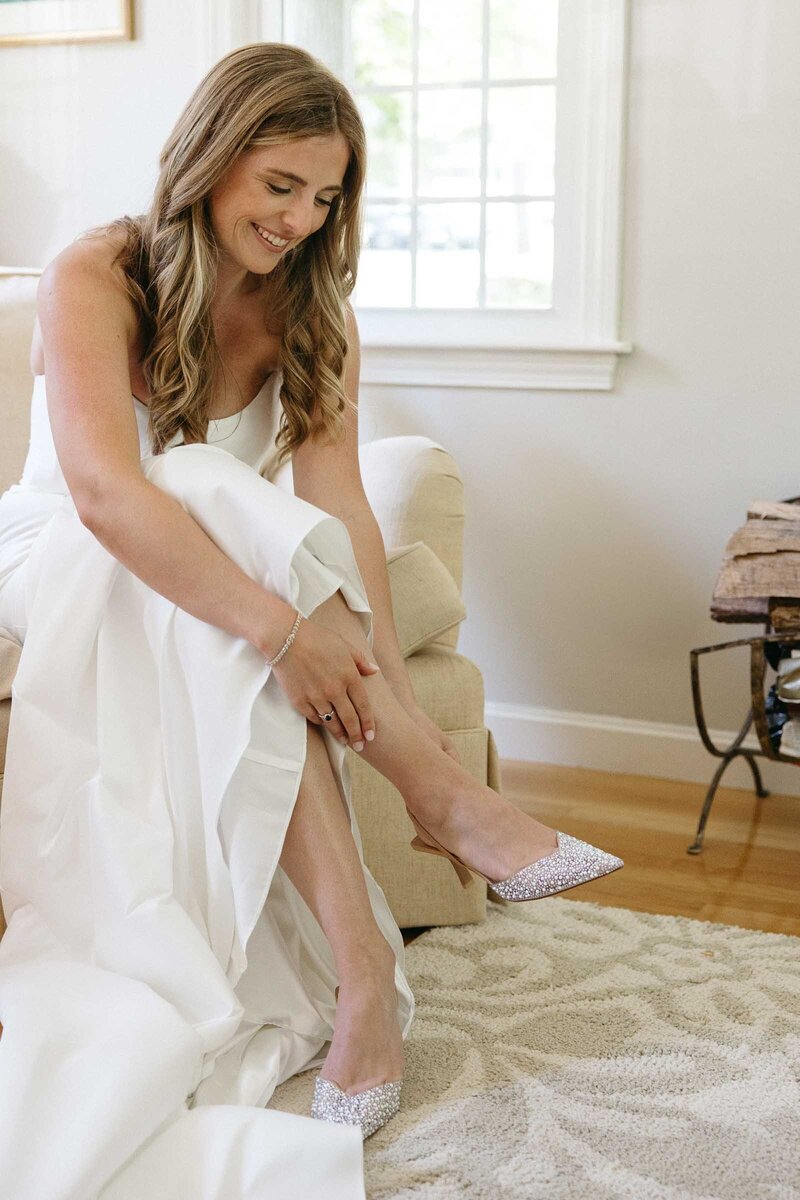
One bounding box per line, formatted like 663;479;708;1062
359;341;634;391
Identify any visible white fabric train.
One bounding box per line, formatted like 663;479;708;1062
0;373;415;1199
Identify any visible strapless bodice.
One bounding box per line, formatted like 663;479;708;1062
15;370;285;496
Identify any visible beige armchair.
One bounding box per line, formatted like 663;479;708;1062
0;267;502;938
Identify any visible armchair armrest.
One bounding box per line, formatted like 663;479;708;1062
358;435;465;594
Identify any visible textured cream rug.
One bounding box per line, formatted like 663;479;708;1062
269;898;800;1199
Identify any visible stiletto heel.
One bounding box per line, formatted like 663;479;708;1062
406;808;624;902
409;830;474;887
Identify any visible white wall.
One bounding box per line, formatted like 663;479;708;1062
3;5;193;264
360;0;800;796
3;1;799;794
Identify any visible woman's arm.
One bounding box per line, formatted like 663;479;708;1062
38;245;298;662
291;305;414;698
279;304;460;759
85;475;299;661
340;508;416;707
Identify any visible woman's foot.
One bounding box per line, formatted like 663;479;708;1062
320;944;405;1097
408;778;560;887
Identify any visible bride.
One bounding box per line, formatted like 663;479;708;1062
0;41;623;1199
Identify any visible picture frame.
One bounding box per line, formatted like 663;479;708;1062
0;0;134;47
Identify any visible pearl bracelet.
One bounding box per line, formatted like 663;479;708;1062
266;609;303;666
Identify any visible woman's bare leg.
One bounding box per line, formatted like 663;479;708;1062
278;721;405;1094
281;586;559;1097
304;588;559;883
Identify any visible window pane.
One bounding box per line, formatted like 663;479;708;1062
355;204;412;306
416;203;480;307
350;0;413;87
417;88;482;198
489;0;558;80
418;0;483;84
360;92;412;198
485;201;553;307
487;85;555;196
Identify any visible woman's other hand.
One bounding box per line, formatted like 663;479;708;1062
268;618;380;749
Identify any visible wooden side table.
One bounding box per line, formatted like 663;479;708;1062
689;597;800;854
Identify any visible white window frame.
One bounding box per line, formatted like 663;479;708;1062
248;0;632;389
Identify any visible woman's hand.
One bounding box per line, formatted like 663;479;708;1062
268;618;380;749
399;697;462;764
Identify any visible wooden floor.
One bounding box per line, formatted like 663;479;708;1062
404;760;800;944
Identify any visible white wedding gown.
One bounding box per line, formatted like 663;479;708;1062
0;371;415;1199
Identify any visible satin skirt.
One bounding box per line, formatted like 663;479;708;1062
0;443;415;1200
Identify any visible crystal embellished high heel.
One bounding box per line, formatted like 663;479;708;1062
310;987;404;1140
406;809;624;901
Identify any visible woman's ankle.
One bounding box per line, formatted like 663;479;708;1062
334;935;397;989
404;770;483;831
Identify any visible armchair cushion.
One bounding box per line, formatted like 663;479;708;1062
0;269;39;499
0;633;15;770
359;437;465;653
386;541;466;657
0;634;20;700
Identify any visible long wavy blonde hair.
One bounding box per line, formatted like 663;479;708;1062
78;42;366;466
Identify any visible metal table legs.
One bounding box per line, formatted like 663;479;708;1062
688;629;800;853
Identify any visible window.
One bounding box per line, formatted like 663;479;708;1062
347;0;557;314
278;0;632;388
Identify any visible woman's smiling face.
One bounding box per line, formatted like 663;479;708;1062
209;132;350;284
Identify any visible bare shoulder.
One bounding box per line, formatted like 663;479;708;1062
40;227;136;320
32;227;138;374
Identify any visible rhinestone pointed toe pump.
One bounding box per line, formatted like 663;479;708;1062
311;1074;403;1140
310;986;404;1140
406;809;624;901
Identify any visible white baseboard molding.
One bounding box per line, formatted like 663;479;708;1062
485;701;800;798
